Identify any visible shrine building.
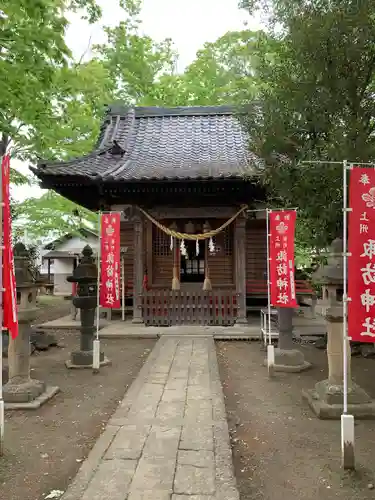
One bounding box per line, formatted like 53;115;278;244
32;105;314;326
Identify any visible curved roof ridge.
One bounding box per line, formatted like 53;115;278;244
31;146;111;172
32;104;257;182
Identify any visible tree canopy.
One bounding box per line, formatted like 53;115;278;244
1;0;105;241
240;0;375;248
10;2;265;241
0;0;102;156
12;0;374;252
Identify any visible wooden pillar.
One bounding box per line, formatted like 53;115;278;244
203;221;212;291
170;222;180;290
235;216;247;324
132;214;144;323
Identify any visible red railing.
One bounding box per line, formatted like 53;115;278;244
141;290;239;326
246;279;315;297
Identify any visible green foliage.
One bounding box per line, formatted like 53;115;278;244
13;191;97;241
139;30;265;107
5;0;264;241
241;0;375;249
182;30;263;105
0;0;101;156
1;0;102;239
95;23;176;104
32;60;114;161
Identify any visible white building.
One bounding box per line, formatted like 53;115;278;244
41;229;98;295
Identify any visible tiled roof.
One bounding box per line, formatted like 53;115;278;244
33;105;257;182
43;228;98;250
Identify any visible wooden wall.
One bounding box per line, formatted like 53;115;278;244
148;220;173;287
146;218;235;288
207;224;234;286
245;219;267;282
119;216;268;293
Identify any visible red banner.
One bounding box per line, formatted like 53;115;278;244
2;155;18;339
269;210;297;308
99;213;121;308
348;167;375;342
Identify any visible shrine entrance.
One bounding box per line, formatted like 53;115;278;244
140;212;243;326
180;238;205;284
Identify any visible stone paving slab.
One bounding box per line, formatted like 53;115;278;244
38;312;326;339
36;314;109;330
60;336;239;500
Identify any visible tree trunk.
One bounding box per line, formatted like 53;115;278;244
0;133;9;156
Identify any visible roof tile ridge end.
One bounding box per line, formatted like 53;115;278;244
102;108;136;179
35;147;112;170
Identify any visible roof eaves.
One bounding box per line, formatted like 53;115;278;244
30;147;112;175
43;228;98;251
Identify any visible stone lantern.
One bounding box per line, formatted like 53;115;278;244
267;306;311;372
66;245;109;368
3;243;59;408
303;238;375;418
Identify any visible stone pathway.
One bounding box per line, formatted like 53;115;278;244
61;336;239;500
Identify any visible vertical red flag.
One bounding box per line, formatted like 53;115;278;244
348;167;375;342
2;155;18;339
269;210;297;308
99;212;121;308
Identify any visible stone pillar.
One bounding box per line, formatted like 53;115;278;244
66;245;110;369
267;307;311;372
5;322;45;400
3;243;59;408
132;215;144;323
278;307;294;349
234;216;247;324
303;238;375;419
327;315;351;387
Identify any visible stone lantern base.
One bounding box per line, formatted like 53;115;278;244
30;328;58;351
263;308;312;372
65;349;111;369
264;348;312;372
3;379;60;410
302;380;375;419
3;322;60;410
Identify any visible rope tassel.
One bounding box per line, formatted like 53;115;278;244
180;239;187;258
196;239;199;256
171;236;180;290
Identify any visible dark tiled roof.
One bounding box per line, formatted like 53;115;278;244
33;105;257;182
43;228;97;250
43;250;80;258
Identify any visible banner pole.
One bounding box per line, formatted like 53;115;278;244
121;255;125;321
266;208;275;377
341;160;355;469
342;160;349;415
93;210;101;374
0;155;4;456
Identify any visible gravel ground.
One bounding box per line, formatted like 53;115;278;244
34;295;72;324
0;298;156;500
217;341;375;500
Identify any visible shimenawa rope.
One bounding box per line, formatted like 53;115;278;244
137;205;248;239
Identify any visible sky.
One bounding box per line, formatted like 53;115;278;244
13;0;261;202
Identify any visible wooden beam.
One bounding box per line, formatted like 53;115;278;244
132;214;144;324
234;216;247;324
148;206;238;219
